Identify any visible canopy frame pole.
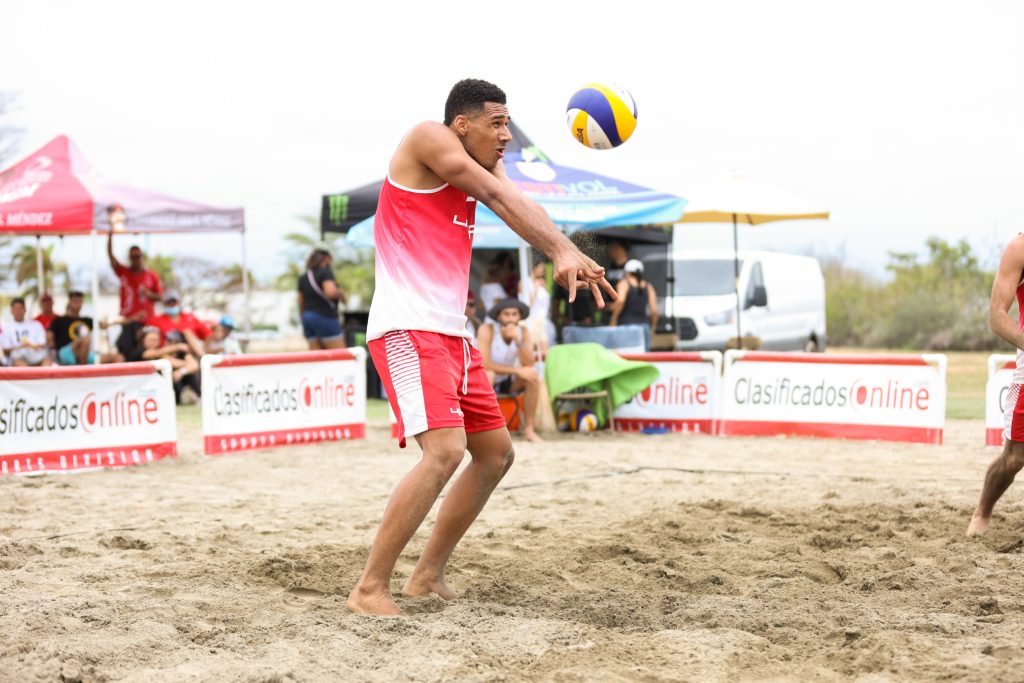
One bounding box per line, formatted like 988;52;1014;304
733;213;742;350
666;243;675;343
35;235;45;299
517;238;531;308
90;230;101;364
241;230;252;346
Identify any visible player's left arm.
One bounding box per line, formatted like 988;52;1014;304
413;123;614;305
492;162;617;307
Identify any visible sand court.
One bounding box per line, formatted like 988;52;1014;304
2;412;1022;682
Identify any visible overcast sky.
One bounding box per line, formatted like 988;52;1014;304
5;0;1023;281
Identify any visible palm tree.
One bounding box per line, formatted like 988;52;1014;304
223;263;257;292
9;241;69;298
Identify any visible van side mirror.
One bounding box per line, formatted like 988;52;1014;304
747;285;768;309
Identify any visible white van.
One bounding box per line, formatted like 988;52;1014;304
649;249;826;352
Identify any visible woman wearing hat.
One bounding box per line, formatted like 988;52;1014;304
297;247;348;350
609;259;658;351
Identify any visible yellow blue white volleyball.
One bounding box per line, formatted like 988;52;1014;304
572;408;600;433
566;84;637;150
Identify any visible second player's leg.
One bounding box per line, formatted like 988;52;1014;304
968;440;1024;536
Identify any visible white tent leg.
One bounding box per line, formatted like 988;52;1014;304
241;230;251;345
35;235;45;298
517;238;530;302
90;230;101;364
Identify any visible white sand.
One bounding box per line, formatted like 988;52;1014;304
1;414;1021;682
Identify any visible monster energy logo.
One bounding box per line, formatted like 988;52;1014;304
328;194;350;224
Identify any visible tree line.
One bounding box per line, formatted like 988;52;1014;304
821;236;1012;351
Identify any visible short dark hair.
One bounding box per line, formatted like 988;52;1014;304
129;245;142;255
11;297;25;307
69;290;84;299
444;79;506;127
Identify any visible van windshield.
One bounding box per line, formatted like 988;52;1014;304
675;259;742;296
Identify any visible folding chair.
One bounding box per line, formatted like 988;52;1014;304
553;380;615;432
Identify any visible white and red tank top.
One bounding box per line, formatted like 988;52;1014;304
367;176;477;341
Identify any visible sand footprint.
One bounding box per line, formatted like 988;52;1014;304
282;586;325;612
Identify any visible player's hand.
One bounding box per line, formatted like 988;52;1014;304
552;248;617;308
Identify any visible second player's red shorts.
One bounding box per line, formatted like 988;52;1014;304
1004;382;1024;443
369;330;507;447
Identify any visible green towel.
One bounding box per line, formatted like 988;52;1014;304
544;343;659;426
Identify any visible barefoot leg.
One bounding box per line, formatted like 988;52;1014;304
967;441;1024;536
349;428;466;615
403;427;513;600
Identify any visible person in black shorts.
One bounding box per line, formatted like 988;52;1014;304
297;247;347;350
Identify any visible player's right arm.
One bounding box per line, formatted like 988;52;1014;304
404;123;615;306
989;235;1024;349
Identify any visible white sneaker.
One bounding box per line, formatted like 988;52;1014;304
179;386;199;405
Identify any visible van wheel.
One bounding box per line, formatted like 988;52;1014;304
804;337;818;353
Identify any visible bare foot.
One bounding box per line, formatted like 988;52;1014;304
523;428;544;443
347;584;403;616
967;510;991;537
402;571;458;600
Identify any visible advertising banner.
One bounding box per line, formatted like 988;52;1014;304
985;354;1016;447
0;361;177;475
201;349;367;455
719;351;947;444
612;352;722;434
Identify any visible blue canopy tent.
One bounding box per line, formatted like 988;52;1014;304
342;143;687;251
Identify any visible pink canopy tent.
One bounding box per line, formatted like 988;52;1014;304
0;135;249;354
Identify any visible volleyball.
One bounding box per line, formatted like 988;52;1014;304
566;84;637;150
572;408;600;433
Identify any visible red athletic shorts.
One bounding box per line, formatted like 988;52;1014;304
369;330;506;447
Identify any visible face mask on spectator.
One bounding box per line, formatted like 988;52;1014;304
165;306;180;316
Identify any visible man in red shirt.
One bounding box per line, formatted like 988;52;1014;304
108;234;163;321
34;293;56;330
108;232;164;358
147;291;211;357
